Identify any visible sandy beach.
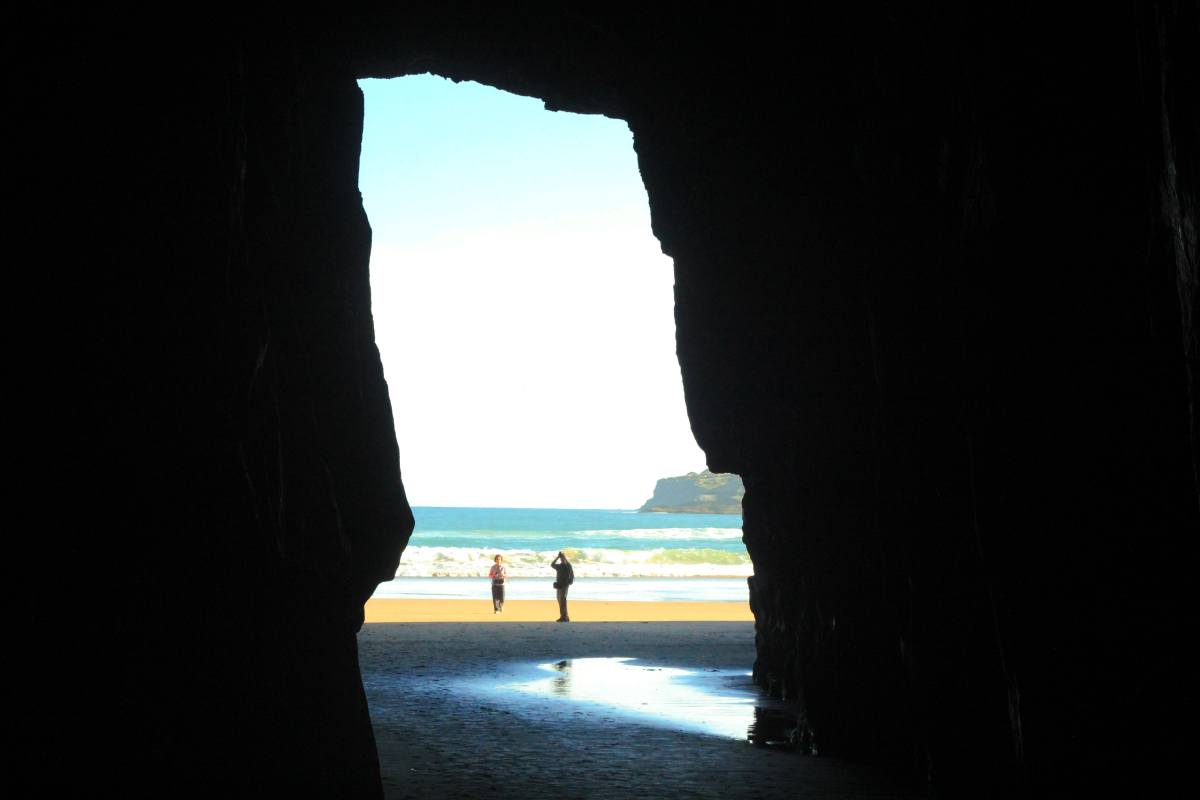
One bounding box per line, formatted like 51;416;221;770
365;598;754;623
359;621;918;799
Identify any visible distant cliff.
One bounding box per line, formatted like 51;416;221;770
638;470;744;514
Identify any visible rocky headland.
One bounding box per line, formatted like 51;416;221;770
639;470;744;514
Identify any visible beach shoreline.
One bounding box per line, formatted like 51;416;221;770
364;598;754;623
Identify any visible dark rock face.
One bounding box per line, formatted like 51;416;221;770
17;17;412;796
16;3;1197;797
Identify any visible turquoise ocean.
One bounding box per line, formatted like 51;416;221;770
372;506;750;603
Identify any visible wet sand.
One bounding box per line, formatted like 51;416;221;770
365;598;754;622
358;622;920;799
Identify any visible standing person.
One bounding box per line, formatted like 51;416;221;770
488;554;507;614
551;551;574;622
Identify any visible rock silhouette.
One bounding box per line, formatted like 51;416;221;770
13;3;1197;797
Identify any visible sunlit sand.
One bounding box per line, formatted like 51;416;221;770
364;598;753;623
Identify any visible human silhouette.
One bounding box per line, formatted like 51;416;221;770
551;551;574;622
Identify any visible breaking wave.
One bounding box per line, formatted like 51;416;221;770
412;527;742;542
396;545;753;578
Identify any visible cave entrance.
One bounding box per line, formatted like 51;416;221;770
354;75;764;793
357;74;749;604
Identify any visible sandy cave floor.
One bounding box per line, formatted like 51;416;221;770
358;621;921;800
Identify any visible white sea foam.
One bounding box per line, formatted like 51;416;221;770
578;528;743;541
374;577;751;602
396;545;753;578
411;527;742;541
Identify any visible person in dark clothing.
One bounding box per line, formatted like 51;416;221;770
551;551;574;622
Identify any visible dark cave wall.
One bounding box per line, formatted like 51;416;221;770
19;16;412;795
16;3;1197;797
653;7;1199;793
355;3;1198;794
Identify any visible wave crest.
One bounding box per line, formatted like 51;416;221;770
411;527;742;541
396;545;752;578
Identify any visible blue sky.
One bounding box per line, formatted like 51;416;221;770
359;75;705;508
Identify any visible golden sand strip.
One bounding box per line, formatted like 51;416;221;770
364;598;753;623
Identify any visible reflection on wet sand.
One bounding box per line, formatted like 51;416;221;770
550;660;571;696
515;657;795;745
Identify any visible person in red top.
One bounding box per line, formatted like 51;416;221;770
488;554;507;614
